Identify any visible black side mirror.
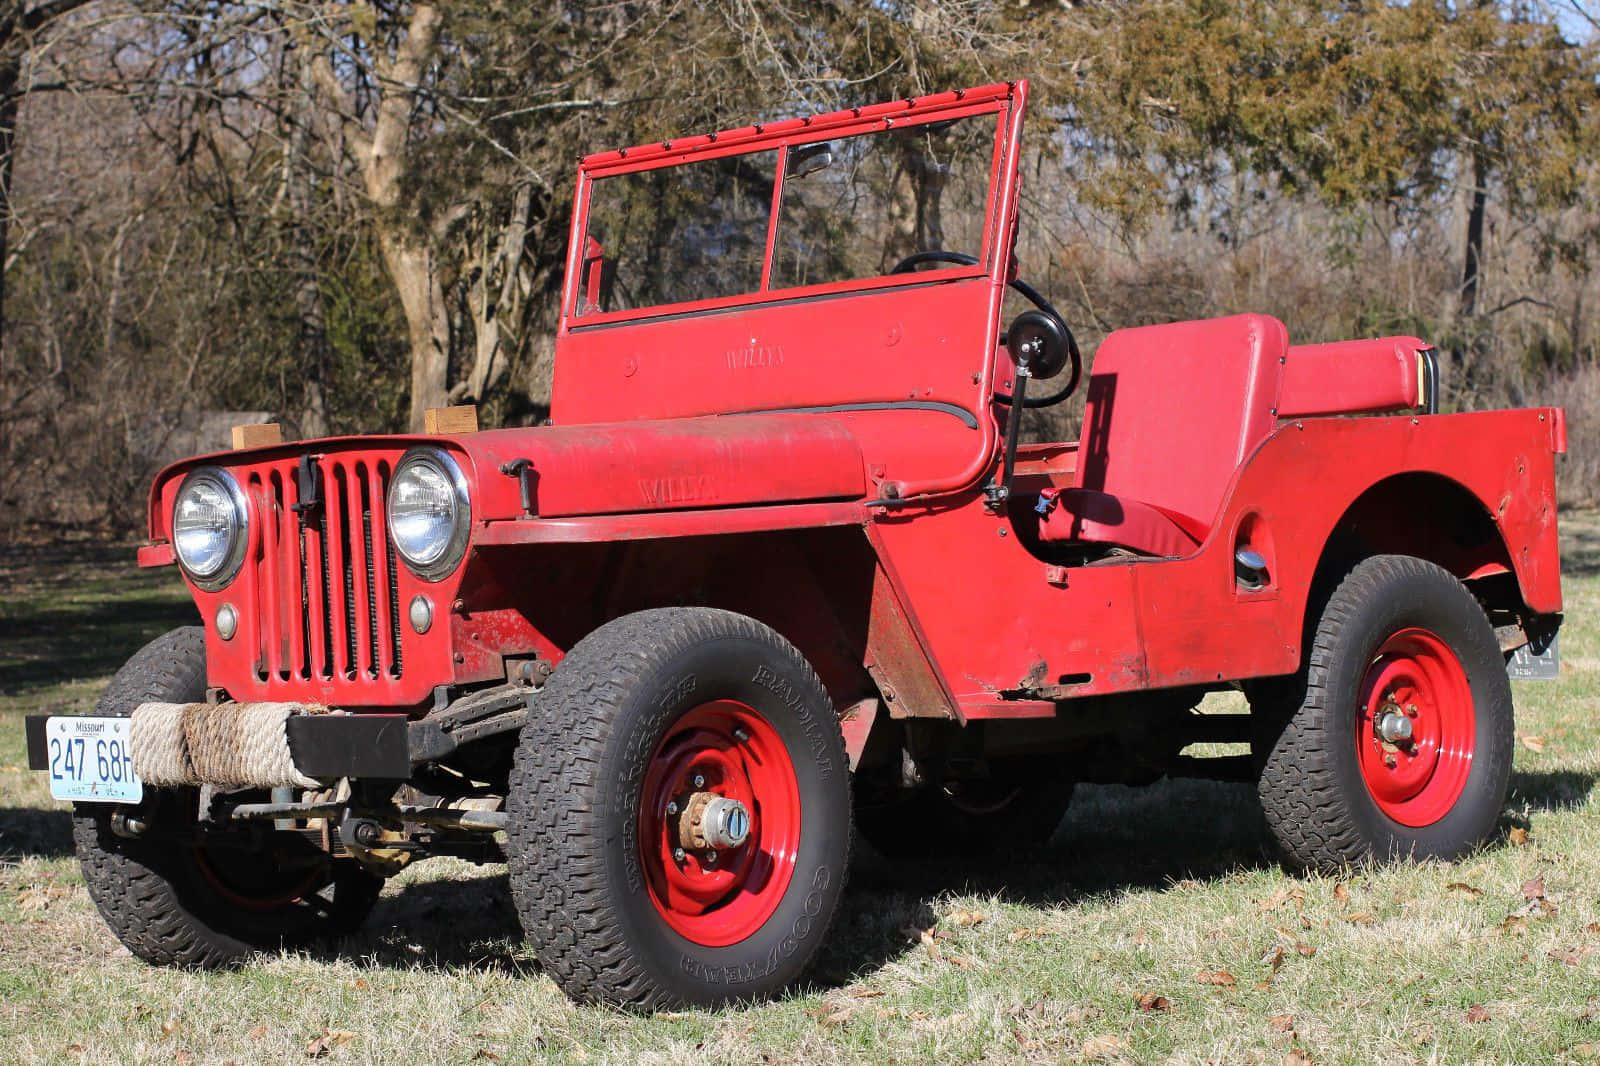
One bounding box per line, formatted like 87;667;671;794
1006;310;1070;381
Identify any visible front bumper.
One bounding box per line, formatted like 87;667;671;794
26;707;412;788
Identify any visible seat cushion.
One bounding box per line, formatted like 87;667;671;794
1036;488;1203;558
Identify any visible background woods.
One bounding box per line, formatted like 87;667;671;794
1;0;1597;537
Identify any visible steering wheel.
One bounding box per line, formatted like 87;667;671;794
889;251;1082;407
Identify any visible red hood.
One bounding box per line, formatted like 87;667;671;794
454;413;867;521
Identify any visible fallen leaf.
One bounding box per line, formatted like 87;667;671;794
1268;1014;1295;1033
351;978;369;990
1332;882;1351;908
849;987;885;999
472;1051;501;1062
1575;1044;1600;1060
945;953;975;969
806;1003;854;1028
1550;946;1596;966
1523;877;1547;900
1501;915;1527;935
1063;1004;1104;1025
1295;942;1317;957
1509;827;1530;846
1136;992;1171;1012
1261;945;1286;972
1447;882;1483;898
16;888;50;912
947;909;985;927
160;1020;179;1038
1284;1050;1315;1066
1008;926;1049;942
1344;911;1376;925
1579;996;1600;1023
174;1053;194;1066
1081;1033;1124;1060
1587;922;1600;936
1466;1004;1491;1024
1259;886;1307;913
1194;970;1237;987
1520;734;1547;753
1509;898;1558;920
248;1026;268;1041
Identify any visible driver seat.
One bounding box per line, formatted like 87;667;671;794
1037;313;1288;557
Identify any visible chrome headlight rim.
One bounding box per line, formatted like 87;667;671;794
172;467;249;592
387;447;471;581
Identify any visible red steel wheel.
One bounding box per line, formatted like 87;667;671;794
1257;555;1515;872
638;700;801;946
1356;628;1476;827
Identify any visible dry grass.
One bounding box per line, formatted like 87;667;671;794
4;519;1600;1065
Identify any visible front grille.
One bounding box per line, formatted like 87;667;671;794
245;456;403;683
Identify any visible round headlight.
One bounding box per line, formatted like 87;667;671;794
387;449;470;580
172;468;247;590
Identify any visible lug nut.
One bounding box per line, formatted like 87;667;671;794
733;727;749;742
1385;755;1398;769
666;801;679;816
673;847;686;863
704;851;718;865
692;774;706;789
1406;704;1418;718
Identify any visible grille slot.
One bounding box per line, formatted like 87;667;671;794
250;455;403;684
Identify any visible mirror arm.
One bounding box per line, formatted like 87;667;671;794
986;364;1029;510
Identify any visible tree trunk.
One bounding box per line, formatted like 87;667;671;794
0;54;18;360
382;231;450;426
1460;148;1487;318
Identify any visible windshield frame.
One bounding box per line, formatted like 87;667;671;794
560;84;1017;330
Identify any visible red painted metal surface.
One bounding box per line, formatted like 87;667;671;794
1357;628;1474;827
638;700;800;947
135;80;1566;731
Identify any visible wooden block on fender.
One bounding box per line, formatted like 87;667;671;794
231;423;283;449
424;405;479;435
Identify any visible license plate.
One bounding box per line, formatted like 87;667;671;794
45;716;143;803
1507;633;1560;682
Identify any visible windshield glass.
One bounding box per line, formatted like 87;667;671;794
577;111;998;317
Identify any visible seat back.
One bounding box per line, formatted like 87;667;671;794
1277;336;1431;418
1076;313;1287;534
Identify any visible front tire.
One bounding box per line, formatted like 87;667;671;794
506;608;851;1010
1256;556;1514;871
74;627;381;967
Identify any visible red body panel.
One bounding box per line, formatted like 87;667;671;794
137;79;1564;726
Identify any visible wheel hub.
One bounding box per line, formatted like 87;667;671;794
1374;704;1415;745
677;791;752;851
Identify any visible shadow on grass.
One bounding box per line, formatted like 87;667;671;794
0;807;73;861
313;770;1600;990
317;777;1276;986
1507;768;1598;813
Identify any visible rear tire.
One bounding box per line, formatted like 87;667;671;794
506;608;851;1010
1256;556;1514;871
74;627;381;968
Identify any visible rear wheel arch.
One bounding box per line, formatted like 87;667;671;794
1301;471;1529;650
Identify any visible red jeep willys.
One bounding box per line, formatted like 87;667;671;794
30;81;1564;1009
